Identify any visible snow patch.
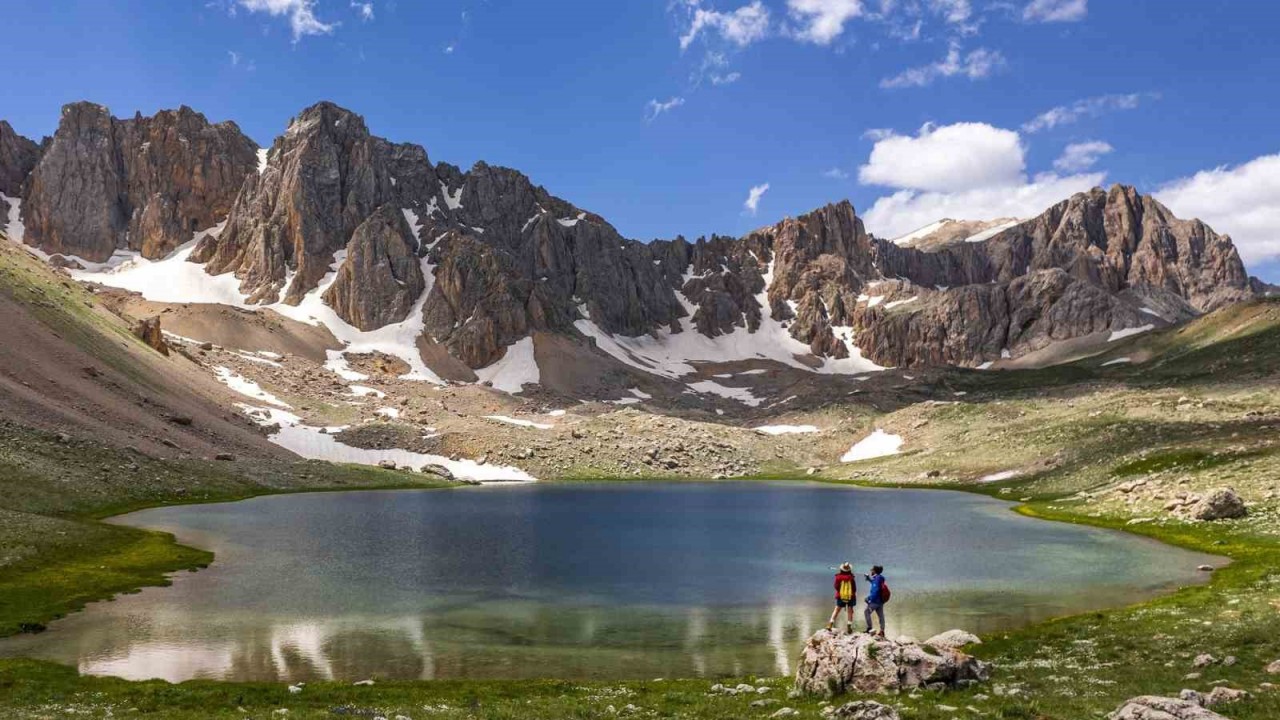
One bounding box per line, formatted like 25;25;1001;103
485;415;553;430
1108;324;1154;342
978;470;1020;483
557;212;586;227
754;425;819;435
474;337;539;394
375;407;402;419
2;193;25;242
440;181;463;210
1101;357;1132;367
213;366;291;408
840;429;903;463
686;380;762;407
349;385;386;398
256;148;269;174
965;219;1021;243
239;406;534;483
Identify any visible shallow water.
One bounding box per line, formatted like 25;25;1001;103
1;482;1219;682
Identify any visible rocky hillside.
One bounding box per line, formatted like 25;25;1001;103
0;101;1270;398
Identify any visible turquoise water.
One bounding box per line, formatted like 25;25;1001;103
0;482;1218;682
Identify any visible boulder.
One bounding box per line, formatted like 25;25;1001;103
826;700;900;720
1108;696;1231;720
924;630;981;651
1267;659;1280;674
794;630;989;697
420;464;456;481
1189;488;1247;520
133;316;169;356
1204;686;1248;706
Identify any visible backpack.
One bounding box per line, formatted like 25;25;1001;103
880;580;891;604
838;578;854;601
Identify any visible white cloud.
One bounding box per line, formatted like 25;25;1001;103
711;71;742;84
237;0;337;41
823;167;851;180
880;43;1004;88
859;122;1026;192
864;171;1103;239
1053;140;1113;172
858;120;1102;238
228;50;241;66
1023;93;1147;133
1023;0;1088;23
351;1;373;21
645;96;686;121
1155;153;1280;266
680;1;771;50
786;0;867;45
930;0;972;25
744;183;770;214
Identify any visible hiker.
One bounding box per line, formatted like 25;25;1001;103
826;562;857;633
863;565;889;636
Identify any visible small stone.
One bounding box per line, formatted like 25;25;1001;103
1204;686;1248;707
1193;654;1217;668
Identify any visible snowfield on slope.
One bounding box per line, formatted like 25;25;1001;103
841;429;903;463
238;405;535;483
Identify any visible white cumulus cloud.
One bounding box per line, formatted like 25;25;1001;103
1023;0;1088;23
645;96;686;121
858;121;1102;239
237;0;337;41
680;1;772;50
1155;153;1280;267
786;0;867;45
351;1;373;21
880;43;1004;88
744;183;770;214
859;122;1026;193
1053;140;1113;172
823;167;851;180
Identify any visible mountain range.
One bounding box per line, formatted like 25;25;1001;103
2;101;1274;398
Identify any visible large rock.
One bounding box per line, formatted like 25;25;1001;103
924;629;982;651
827;701;899;720
133;316;169;356
322;205;425;330
0;120;41;197
1189;488;1247;520
21;102;256;262
794;630;989;697
1108;696;1231;720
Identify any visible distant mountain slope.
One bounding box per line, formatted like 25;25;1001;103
0;100;1270;399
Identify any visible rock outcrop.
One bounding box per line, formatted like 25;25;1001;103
826;701;900;720
794;630;989;697
133;316;169;356
322;205;425;330
0;120;40;197
1108;696;1231;720
21;103;257;262
1189;487;1247;520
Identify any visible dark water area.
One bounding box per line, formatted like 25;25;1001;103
0;482;1219;682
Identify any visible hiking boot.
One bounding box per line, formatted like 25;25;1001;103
825;623;833;632
876;630;886;638
845;623;854;634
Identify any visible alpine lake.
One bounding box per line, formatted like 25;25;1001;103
0;482;1221;682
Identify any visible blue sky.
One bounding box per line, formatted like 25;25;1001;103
4;1;1278;280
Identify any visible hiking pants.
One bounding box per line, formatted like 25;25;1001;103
864;602;885;631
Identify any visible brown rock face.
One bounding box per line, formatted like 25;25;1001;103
323;205;425;330
21;103;257;262
194;102;407;304
0;120;40;197
132;316;169;356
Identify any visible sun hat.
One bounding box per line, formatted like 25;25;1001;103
839;562;852;572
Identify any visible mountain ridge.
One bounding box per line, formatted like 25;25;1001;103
0;100;1269;395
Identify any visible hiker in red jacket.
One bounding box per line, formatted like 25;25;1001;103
826;562;857;633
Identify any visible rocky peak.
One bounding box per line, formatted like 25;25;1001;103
0;120;40;197
193;100;406;303
20;101;257;262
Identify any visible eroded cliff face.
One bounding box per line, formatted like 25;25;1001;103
9;99;1262;378
0;120;40;198
21;103;257;262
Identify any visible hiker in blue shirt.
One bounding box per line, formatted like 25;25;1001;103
863;565;889;636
